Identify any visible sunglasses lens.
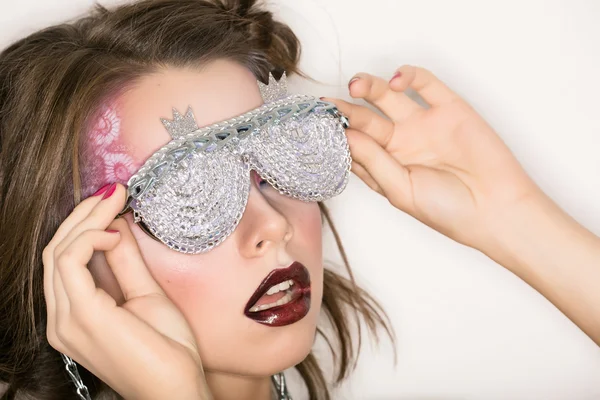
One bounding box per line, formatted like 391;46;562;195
129;96;351;254
134;150;250;253
250;111;350;202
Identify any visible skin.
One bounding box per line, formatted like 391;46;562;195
42;64;600;400
326;65;600;345
113;61;324;384
45;60;323;400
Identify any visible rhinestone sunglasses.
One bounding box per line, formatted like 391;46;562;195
118;75;351;254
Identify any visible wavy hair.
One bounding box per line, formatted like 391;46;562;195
0;1;393;398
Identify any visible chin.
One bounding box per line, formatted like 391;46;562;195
206;311;320;378
253;314;320;377
279;324;317;368
201;278;323;378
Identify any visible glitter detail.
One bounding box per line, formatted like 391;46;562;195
126;95;351;254
250;111;349;202
160;107;199;139
135;150;250;253
258;72;288;103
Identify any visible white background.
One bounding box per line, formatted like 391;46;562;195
2;0;599;399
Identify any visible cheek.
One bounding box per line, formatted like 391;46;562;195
287;202;324;316
134;235;221;306
304;207;322;244
125;219;211;304
131;226;246;328
294;204;323;296
124;203;325;375
288;202;322;252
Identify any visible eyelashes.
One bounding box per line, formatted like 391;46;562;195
251;170;270;188
258;177;270;188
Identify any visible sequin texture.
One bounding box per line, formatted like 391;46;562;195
126;95;350;254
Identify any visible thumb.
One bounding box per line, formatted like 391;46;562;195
347;128;414;213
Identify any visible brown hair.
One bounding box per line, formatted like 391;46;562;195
0;1;393;399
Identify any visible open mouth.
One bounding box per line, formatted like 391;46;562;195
244;261;311;327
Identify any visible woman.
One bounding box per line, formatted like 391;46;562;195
0;0;598;399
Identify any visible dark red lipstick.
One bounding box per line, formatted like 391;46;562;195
244;261;311;327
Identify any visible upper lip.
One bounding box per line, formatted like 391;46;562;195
244;261;310;312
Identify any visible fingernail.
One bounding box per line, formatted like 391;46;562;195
106;230;120;234
348;76;360;90
101;183;117;200
390;71;402;83
319;96;325;100
92;183;111;197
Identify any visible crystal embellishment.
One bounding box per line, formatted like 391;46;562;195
126;95;351;254
160;107;199;139
258;72;288;103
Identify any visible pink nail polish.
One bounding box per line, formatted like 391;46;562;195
92;183;111;197
390;72;402;82
106;230;120;234
101;183;116;200
348;77;360;90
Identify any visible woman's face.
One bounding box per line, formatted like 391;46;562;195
86;60;324;377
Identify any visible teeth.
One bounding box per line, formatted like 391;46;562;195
266;285;278;296
249;286;295;313
265;279;294;296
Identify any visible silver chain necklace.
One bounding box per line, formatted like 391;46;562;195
61;354;91;400
271;371;293;400
61;353;292;400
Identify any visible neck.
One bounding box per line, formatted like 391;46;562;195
205;371;273;400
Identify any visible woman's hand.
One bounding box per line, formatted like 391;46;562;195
326;65;540;250
328;65;600;346
42;183;211;400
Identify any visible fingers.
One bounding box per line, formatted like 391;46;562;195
348;72;422;123
324;98;395;147
43;246;59;335
346;129;414;212
53;254;71;318
43;186;111;313
55;184;126;254
43;183;119;338
44;183;127;345
351;161;384;196
56;230;122;303
104;218;165;301
48;229;121;350
46;184;114;251
390;65;460;106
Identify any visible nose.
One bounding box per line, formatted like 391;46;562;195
236;185;293;258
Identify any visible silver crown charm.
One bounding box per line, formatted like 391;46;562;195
258;72;288;103
160;107;199;139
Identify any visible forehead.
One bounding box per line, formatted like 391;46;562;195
119;59;264;162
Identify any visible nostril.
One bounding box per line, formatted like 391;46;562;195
256;240;264;249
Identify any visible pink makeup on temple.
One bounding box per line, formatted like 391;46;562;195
80;103;141;198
